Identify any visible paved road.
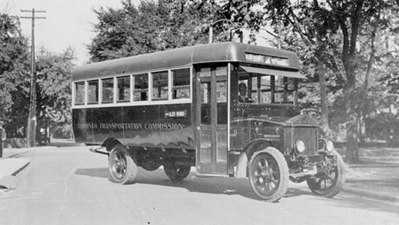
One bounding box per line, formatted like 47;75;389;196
1;146;398;225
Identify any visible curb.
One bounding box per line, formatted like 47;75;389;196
342;186;399;203
2;146;58;159
0;158;30;189
5;145;58;152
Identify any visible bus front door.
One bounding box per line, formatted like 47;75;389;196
195;66;228;175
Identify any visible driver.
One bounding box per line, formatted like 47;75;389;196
238;83;252;103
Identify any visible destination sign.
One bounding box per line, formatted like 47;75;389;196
246;53;289;67
164;110;187;118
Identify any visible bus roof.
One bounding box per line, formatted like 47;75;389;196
72;42;301;81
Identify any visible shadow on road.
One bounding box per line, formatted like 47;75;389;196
75;167;317;201
74;166;399;214
75;167;109;179
47;140;84;148
346;178;399;189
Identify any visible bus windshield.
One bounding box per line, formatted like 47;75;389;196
237;68;297;105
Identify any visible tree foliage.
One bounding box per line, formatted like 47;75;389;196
0;14;29;121
262;0;399;162
36;48;74;129
89;0;213;61
0;13;74;140
362;5;399;142
6;48;75;139
89;0;266;61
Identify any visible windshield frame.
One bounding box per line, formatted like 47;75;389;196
233;64;299;107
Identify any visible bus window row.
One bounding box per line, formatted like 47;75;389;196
73;68;191;106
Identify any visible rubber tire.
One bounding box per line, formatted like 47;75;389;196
306;150;345;198
141;160;161;171
164;163;191;182
248;147;289;202
108;144;138;184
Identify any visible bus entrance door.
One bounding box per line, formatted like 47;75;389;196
195;66;228;176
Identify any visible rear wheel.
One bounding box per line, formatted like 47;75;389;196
164;162;191;182
248;147;289;202
141;160;161;171
307;151;345;197
108;145;138;184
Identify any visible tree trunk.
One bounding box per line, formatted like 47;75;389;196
344;79;360;163
345;113;359;163
319;64;330;137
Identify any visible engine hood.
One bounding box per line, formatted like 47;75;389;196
283;113;319;126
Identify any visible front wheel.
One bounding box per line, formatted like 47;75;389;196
307;151;345;197
248;147;289;202
108;145;138;184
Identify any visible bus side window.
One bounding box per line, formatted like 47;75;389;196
88;80;99;104
216;66;227;103
200;83;209;104
133;74;148;101
172;68;190;99
260;76;272;104
274;77;294;103
251;76;259;104
117;76;130;102
217;82;227;103
152;71;168;101
286;78;296;103
101;78;114;104
74;81;85;105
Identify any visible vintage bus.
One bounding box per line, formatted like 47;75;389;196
72;42;345;202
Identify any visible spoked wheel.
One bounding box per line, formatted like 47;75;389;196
307;151;345;197
248;147;289;202
108;144;138;184
164;162;191;182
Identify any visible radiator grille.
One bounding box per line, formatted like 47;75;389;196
284;127;318;155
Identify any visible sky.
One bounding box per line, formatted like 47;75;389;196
1;0;140;65
1;0;274;66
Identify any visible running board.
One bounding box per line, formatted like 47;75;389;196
89;147;109;156
195;172;230;178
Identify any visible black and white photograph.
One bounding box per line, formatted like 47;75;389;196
0;0;398;224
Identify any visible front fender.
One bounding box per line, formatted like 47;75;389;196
236;138;274;178
101;137;121;151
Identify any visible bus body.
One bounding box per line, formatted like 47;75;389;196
72;42;344;201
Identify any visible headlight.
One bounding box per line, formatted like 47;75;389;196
325;140;334;152
295;140;306;153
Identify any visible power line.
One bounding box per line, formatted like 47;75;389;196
20;8;46;148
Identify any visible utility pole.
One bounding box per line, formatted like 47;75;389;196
20;9;46;147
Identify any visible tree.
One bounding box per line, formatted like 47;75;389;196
35;48;75;143
193;0;264;42
89;0;265;61
0;14;29;122
362;5;399;142
4;46;74;143
263;0;399;163
0;13;74;144
89;0;215;62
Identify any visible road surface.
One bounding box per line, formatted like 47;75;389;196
1;146;398;225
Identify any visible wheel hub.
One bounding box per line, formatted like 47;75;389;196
112;155;126;178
